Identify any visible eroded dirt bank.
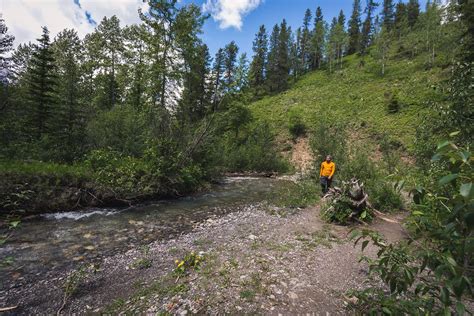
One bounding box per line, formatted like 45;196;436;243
1;202;406;315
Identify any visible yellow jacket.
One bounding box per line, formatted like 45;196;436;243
320;161;336;178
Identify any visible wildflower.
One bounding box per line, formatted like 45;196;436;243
177;261;185;268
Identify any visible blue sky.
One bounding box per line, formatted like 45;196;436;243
1;0;428;59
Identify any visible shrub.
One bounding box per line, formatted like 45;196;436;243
288;113;307;140
387;94;401;114
370;181;404;212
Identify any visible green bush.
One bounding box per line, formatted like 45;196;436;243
288;113;307;140
370;181;404;212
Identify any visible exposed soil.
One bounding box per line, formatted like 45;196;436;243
1;203;407;315
290;137;315;173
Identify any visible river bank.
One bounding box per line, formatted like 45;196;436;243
0;195;407;314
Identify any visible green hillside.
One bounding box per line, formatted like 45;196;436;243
249;53;448;154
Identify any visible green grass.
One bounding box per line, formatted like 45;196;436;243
248;53;448;153
0;160;90;177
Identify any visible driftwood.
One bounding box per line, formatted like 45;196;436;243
323;178;370;222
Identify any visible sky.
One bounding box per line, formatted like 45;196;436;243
1;0;430;58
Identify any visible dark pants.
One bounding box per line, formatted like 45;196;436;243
320;176;332;194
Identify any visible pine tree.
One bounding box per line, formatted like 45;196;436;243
212;48;225;108
223;41;239;91
382;0;395;31
276;20;290;92
27;27;58;140
394;1;408;39
337;10;347;59
0;15;15;111
95;16;123;110
235;53;249;91
266;23;280;93
52;29;86;161
360;0;379;55
291;28;303;79
348;0;362;55
300;9;312;72
457;0;474;63
407;0;420;28
338;10;346;28
310;7;325;69
249;25;268;93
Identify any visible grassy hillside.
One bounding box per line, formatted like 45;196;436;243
248;53;449;154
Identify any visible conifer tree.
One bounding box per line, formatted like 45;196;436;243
310;7;325;69
360;0;379;55
52;29;86;161
27;27;58;140
348;0;362;55
300;9;312;72
266;24;280;93
407;0;420;28
382;0;395;31
212;48;225;108
276;20;290;92
249;25;268;92
0;15;15;111
394;1;408;39
291;28;302;79
223;41;239;91
235;53;249;91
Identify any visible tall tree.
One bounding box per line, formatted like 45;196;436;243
348;0;362;55
27;27;58;139
394;1;408;39
291;28;303;79
0;15;15;111
382;0;395;31
52;29;85;161
212;48;225;108
249;25;268;93
373;26;391;75
300;9;312;72
235;53;249;91
266;23;280;93
360;0;379;55
337;10;347;59
276;20;291;92
310;6;326;69
95;16;123;109
422;1;442;66
457;0;474;62
407;0;420;28
223;41;239;91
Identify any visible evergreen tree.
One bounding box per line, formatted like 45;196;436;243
338;10;346;28
95;16;123;109
360;0;379;55
212;48;225;108
382;0;395;31
337;10;347;59
0;15;15;111
249;25;268;92
407;0;420;28
394;1;408;39
310;7;325;69
300;9;312;72
291;28;303;79
52;29;86;161
27;27;58;140
235;53;249;91
223;41;239;91
457;0;474;62
276;20;291;92
266;23;280;93
348;0;362;55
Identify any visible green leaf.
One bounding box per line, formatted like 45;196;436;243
362;240;369;251
456;302;465;316
460;183;473;199
412;211;424;216
360;210;367;219
437;140;452;150
446;256;457;267
439;174;458;186
459;151;470;163
382;307;392;315
449;131;460;137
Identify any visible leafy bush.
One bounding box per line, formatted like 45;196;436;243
288;112;307;140
350;140;473;314
386;94;401;114
370;181;404;212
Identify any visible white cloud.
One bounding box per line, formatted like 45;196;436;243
0;0;148;46
203;0;263;30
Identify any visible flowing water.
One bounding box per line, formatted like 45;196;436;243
0;177;293;289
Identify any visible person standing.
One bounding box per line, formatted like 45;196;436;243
320;155;336;195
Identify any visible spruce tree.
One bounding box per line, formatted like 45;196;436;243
382;0;395;31
235;53;249;91
27;27;58;140
394;1;408;39
310;7;325;69
212;48;225;108
300;9;312;72
249;25;268;92
407;0;420;28
0;15;15;111
276;20;290;92
348;0;362;55
266;24;280;93
52;29;85;161
360;0;379;55
223;41;239;91
290;28;302;79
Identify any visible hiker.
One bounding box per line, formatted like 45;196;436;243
320;155;335;195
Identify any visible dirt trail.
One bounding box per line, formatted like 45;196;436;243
3;204;407;315
290;137;315;174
